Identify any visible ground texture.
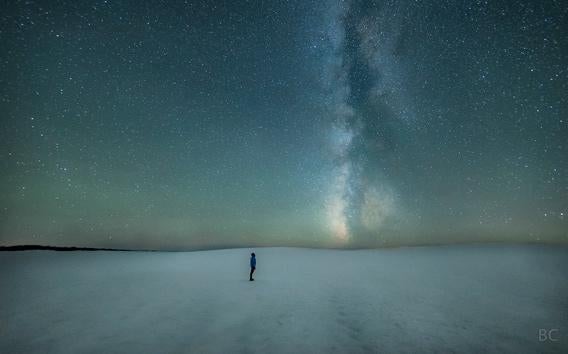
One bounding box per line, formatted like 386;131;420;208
1;245;567;353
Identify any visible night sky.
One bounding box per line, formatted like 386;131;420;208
1;0;567;250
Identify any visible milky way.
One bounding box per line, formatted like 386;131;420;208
324;0;407;244
1;0;567;249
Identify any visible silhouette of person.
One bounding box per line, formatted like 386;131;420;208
249;252;256;281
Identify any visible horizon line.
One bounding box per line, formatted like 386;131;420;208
1;241;567;253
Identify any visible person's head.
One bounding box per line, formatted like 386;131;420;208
251;252;255;257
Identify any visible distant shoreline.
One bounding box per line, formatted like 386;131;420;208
0;244;250;252
0;245;137;252
0;242;566;253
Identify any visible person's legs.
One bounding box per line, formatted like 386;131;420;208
249;267;255;281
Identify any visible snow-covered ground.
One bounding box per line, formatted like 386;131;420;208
1;245;567;353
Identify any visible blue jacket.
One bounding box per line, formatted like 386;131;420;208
250;256;256;268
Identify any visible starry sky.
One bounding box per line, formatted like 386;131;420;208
1;0;567;250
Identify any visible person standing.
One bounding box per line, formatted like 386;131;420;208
249;252;256;281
